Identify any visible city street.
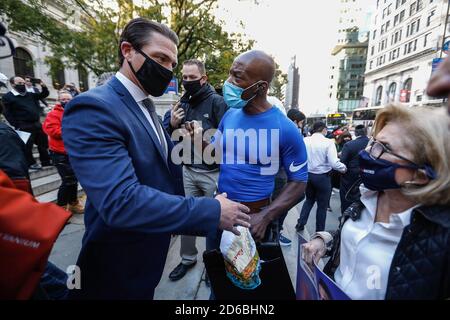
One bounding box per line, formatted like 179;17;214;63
49;190;342;299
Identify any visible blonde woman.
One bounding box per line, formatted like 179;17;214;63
303;104;450;300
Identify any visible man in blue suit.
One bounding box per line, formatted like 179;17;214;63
62;18;250;299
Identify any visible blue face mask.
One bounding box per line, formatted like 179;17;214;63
222;80;262;109
358;150;437;191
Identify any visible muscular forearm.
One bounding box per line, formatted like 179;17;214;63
262;181;306;222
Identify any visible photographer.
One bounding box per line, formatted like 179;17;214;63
164;59;228;282
25;76;49;112
2;76;51;170
62;83;80;97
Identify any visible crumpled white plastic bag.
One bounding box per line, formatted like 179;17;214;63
220;226;261;289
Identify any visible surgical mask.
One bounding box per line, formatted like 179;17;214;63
358;150;436;191
14;84;26;94
183;79;203;96
222;80;263;109
128;48;173;97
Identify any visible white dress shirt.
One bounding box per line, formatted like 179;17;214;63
115;72;168;158
334;190;419;300
303;133;346;174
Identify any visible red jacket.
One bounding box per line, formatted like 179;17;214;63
42;104;66;154
0;170;71;299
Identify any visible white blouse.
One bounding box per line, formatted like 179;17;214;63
334;190;418;300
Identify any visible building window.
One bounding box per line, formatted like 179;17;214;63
417;0;423;12
51;61;66;90
401;78;413;103
13;48;34;78
396;0;407;9
410;1;417;16
351;63;363;69
427;10;435;27
392;30;403;45
389;49;399;61
407;19;420;37
78;66;89;92
410;39;417;53
375;85;383;106
399;10;405;23
388;82;397;102
424;33;431;47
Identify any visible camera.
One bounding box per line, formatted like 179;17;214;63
30;78;41;85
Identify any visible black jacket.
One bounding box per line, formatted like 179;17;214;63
0;122;29;179
340;135;369;174
164;84;228;171
324;200;450;300
2;86;49;128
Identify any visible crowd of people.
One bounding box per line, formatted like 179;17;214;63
0;74;85;214
0;17;449;300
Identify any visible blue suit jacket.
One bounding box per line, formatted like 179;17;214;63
62;76;220;299
340;136;370;174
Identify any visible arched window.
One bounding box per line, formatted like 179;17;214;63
401;78;412;103
13;48;34;77
375;85;383;106
78;66;89;92
388;82;397;102
51;61;66;90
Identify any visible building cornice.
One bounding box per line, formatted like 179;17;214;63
332;41;369;56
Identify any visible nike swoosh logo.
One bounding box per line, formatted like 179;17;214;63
289;161;307;173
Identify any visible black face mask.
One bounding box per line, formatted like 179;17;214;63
183;79;203;96
15;84;26;94
128;48;173;97
60;101;67;108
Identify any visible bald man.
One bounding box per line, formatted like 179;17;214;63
427;55;450;116
204;50;308;246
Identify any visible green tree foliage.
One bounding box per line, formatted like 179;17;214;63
270;60;288;102
1;0;285;93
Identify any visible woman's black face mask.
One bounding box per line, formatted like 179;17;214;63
128;48;173;97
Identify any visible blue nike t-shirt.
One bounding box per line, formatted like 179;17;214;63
213;106;308;202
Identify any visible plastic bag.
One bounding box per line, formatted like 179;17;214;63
219;226;261;290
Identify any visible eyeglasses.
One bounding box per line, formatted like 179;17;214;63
367;138;417;165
